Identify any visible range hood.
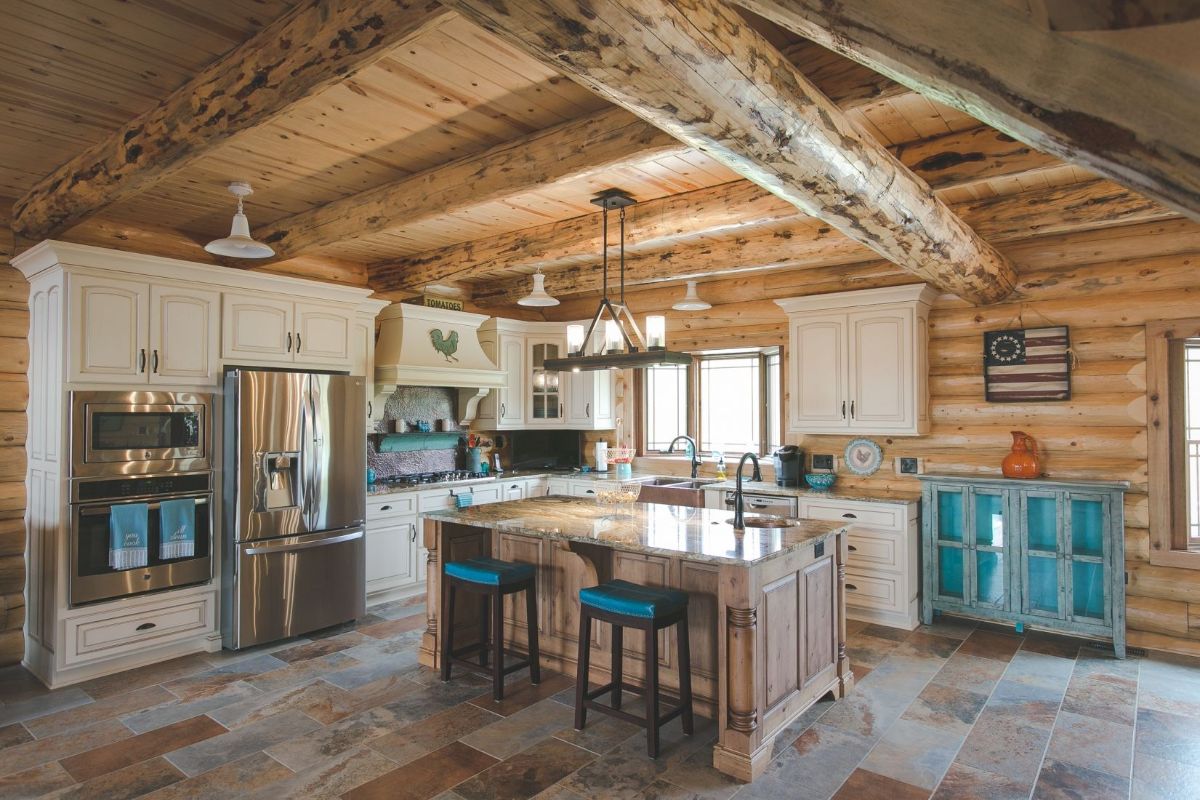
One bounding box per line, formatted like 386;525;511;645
372;303;507;425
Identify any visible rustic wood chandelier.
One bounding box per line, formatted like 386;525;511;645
545;190;691;372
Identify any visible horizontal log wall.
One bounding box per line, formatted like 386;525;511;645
588;219;1200;657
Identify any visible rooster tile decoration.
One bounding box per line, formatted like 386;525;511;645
430;328;459;362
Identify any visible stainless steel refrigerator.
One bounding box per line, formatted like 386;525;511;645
221;370;366;649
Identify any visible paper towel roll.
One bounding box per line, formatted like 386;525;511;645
594;441;608;473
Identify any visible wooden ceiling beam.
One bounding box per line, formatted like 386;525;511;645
442;0;1015;304
372;125;1058;291
472;179;1176;306
11;0;452;241
732;0;1200;221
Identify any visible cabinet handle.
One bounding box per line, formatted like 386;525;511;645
510;485;519;490
136;622;156;631
847;545;857;552
842;513;857;519
368;401;373;417
152;349;159;373
380;505;392;511
410;525;417;543
138;348;146;373
850;400;856;418
296;333;302;353
845;583;858;592
559;402;563;417
841;401;846;419
586;489;595;494
586;402;590;418
287;332;293;352
500;403;506;418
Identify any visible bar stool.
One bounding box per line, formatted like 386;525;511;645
441;557;540;701
574;579;694;758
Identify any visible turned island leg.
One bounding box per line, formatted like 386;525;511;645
835;530;854;697
419;519;441;670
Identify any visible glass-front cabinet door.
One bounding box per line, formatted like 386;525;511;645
1020;490;1065;619
527;338;565;423
931;485;968;604
970;489;1009;610
1067;492;1110;624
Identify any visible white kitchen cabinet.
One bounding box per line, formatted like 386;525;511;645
777;285;937;436
68;274;148;382
527;336;567;424
352;301;388;433
565;324;615;429
525;477;549;497
149;286;219;385
502;480;527;502
222;294;354;367
547;478;571;495
366;495;419;605
476;325;526;430
295;302;352;363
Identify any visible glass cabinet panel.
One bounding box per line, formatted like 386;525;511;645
1070;497;1105;558
529;341;563;420
1026;554;1060;615
938;546;964;599
973;491;1005;547
936;489;964;543
1072;561;1105;620
1026;495;1059;552
975;550;1006;606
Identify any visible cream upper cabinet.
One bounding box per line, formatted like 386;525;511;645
565;324;615;429
222;294;294;363
527;336;567;425
476;325;526;430
149;286;219;385
69;274;149;382
777;285;937;436
295;302;352;363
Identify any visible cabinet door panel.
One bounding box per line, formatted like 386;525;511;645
365;519;416;592
222;294;293;363
789;315;846;430
499;335;526;426
70;275;148;382
149;286;218;385
295;303;352;364
527;337;565;424
848;310;910;426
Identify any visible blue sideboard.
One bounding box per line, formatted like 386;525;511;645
918;475;1128;657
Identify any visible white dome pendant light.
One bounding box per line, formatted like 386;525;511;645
205;182;275;259
672;280;711;311
517;269;559;307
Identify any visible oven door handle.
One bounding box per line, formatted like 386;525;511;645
242;529;363;556
76;496;210;517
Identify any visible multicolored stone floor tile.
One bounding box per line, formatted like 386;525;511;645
4;608;1200;798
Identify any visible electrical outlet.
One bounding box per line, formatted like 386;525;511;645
896;456;923;475
812;453;835;471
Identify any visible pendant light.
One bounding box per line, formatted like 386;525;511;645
672;280;712;311
545;190;690;372
516;268;559;307
204;182;275;259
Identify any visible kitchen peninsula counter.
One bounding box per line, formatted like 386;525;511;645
418;497;853;781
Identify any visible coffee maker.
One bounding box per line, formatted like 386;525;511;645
772;445;803;487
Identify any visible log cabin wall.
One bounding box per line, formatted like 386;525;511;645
544;216;1200;657
0;218;28;666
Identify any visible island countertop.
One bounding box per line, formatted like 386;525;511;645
422;496;847;567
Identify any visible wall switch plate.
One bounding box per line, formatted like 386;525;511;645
896;456;923;475
812;453;835;471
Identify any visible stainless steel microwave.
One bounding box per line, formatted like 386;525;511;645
70;391;211;477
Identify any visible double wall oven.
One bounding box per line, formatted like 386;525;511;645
69;391;213;606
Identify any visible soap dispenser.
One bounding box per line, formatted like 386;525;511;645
715;452;726;480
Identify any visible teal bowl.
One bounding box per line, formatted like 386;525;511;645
804;473;837;492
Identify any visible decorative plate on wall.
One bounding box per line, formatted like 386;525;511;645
844;438;884;476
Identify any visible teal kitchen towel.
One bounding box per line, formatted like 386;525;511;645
455;491;474;509
159;498;196;560
109;502;149;570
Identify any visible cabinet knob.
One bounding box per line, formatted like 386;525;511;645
842;513;857;519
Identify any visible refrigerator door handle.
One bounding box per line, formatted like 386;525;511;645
243;529;363;556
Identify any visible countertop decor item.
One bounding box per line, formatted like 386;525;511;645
804;473;837;491
844;438;883;476
1001;431;1042;478
984;326;1071;402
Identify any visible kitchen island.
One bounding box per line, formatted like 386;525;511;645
418;497;853;781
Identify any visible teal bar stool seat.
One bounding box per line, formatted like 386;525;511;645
574;579;694;758
441;557;540;702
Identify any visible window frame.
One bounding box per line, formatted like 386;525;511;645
1147;317;1200;569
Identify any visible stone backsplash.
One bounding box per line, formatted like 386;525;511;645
368;386;465;478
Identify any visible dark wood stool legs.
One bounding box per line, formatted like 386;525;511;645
440;575;539;702
573;605;694;758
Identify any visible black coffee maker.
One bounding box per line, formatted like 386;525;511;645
772;445;803;487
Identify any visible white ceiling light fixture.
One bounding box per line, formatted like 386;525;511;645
672;280;712;311
204;181;275;259
516;268;560;307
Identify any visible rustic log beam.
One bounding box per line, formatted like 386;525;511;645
442;0;1016;304
372;125;1058;292
11;0;452;240
473;179;1175;306
732;0;1200;220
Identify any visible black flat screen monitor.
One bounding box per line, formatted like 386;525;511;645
509;430;581;470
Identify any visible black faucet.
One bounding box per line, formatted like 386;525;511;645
731;452;762;530
667;435;702;479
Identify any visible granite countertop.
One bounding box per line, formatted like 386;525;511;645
422;496;847;566
704;479;921;506
366;471;654;497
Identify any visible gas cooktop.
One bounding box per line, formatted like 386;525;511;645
376;470;490;488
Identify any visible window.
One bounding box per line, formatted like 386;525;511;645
1147;319;1200;567
641;349;782;456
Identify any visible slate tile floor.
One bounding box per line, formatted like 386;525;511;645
3;605;1200;799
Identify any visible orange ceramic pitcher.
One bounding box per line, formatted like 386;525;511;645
1001;431;1041;479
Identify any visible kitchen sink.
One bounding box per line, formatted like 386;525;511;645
726;516;803;530
640;476;720;488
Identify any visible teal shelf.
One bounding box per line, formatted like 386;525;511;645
377;432;463;453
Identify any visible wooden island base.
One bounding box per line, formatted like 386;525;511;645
417;500;853;782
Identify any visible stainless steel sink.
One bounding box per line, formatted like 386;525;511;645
670;479;720;489
726;516;803;529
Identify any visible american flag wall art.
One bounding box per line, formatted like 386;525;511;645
983;326;1072;402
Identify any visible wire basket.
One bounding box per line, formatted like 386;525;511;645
607;447;636;463
595;480;643;504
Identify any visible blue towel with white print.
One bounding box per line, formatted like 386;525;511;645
159;498;196;560
109;502;149;570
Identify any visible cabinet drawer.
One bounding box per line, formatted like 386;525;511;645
67;595;213;663
368;494;416;518
844;570;902;613
846;529;903;572
547;480;570;495
417;486;499;513
570;483;599;497
803;500;903;530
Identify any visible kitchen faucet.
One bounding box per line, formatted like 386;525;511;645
667;435;702;479
731;452;763;530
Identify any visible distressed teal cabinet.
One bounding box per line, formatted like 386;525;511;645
919;475;1127;657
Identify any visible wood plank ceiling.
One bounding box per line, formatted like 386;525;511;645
0;0;1192;302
